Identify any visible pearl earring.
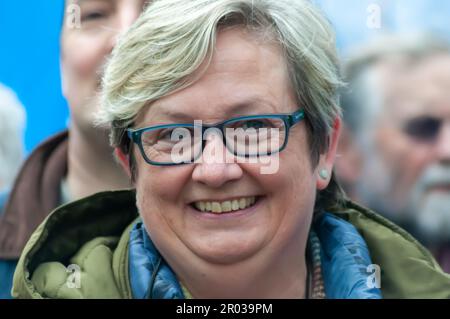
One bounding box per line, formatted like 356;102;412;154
319;169;329;180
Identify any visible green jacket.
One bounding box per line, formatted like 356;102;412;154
12;190;450;298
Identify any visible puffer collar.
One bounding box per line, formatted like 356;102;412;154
128;212;382;299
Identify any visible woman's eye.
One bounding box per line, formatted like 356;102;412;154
158;128;186;141
242;120;270;130
158;129;174;141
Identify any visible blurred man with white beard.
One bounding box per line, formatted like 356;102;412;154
336;34;450;272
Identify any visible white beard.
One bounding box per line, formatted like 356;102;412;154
407;165;450;244
358;156;450;244
410;191;450;244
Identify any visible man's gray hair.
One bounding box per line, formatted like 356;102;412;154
0;84;26;191
341;33;450;137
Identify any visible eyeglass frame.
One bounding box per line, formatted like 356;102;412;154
127;109;306;166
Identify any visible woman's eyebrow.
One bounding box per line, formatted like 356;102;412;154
233;100;278;115
147;97;278;124
160;110;195;122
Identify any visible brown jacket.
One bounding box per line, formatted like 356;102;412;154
0;131;68;259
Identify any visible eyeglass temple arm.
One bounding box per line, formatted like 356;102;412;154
127;129;140;143
289;110;305;126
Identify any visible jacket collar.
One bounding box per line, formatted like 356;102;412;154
128;213;383;299
129;222;184;299
12;190;450;299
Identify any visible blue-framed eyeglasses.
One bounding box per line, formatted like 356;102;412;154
127;109;305;166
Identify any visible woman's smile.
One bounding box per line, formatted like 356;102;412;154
187;195;266;220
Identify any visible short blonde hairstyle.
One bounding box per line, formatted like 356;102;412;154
98;0;343;166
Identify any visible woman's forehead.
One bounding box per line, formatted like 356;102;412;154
138;97;281;124
134;30;295;125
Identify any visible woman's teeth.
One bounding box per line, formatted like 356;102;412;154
193;197;257;213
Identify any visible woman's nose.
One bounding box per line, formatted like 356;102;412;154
192;132;243;188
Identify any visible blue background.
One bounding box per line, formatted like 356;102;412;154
0;0;449;154
0;0;66;153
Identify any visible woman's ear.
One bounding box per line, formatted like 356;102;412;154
115;147;132;178
316;117;342;190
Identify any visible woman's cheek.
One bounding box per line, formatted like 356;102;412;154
136;167;191;203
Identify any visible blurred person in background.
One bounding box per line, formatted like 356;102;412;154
0;83;26;211
0;0;149;299
336;34;450;272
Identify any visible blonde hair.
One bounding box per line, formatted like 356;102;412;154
98;0;343;166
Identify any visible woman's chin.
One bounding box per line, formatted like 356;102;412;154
187;233;266;265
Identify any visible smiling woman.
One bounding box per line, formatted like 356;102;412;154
12;0;450;299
